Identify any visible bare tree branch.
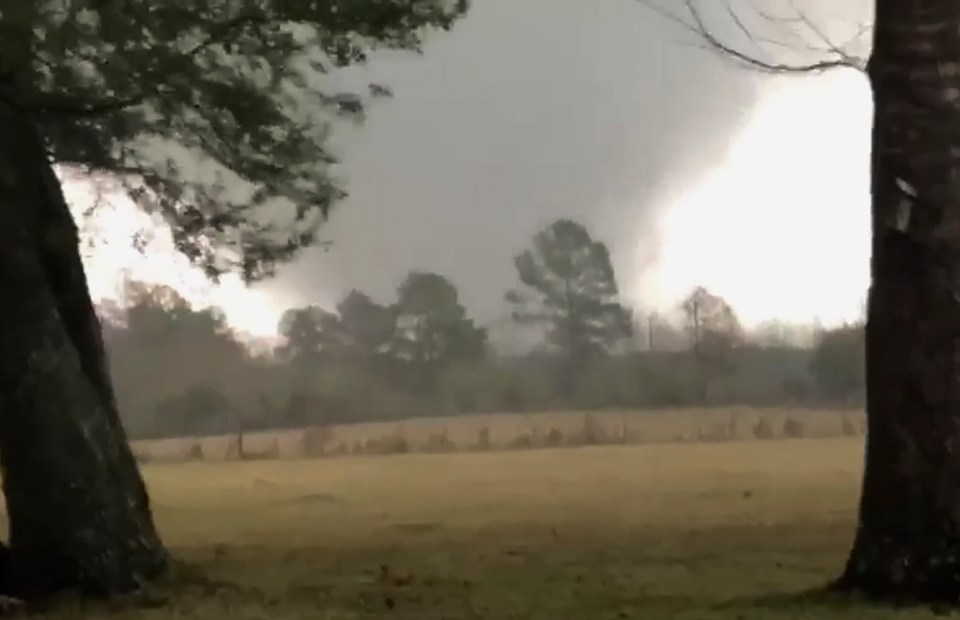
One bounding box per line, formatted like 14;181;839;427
638;0;868;75
26;93;146;118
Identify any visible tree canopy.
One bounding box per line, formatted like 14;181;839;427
277;289;397;369
392;271;488;389
277;305;341;367
335;289;396;362
102;282;261;437
680;285;742;398
1;0;469;280
680;286;741;356
507;219;633;363
808;322;865;404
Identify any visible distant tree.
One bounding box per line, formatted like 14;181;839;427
103;283;252;437
277;290;396;374
506;219;633;390
276;291;399;420
681;286;742;402
120;283;238;351
276;306;342;368
638;312;658;351
392;272;487;392
335;290;397;365
635;311;687;352
809;322;865;404
0;0;468;596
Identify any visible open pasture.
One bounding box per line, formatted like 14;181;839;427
28;433;953;619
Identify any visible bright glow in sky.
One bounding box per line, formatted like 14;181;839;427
65;180;283;339
67;68;872;339
637;69;872;328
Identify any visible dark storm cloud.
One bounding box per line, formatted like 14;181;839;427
260;0;866;324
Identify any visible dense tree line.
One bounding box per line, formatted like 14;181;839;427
103;219;866;440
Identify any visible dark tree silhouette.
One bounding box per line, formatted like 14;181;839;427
506;219;633;391
277;306;342;368
0;0;466;598
103;282;252;438
392;272;487;392
643;0;960;602
809;322;865;404
335;290;397;366
680;286;742;403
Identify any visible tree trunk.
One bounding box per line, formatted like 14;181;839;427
834;0;960;601
0;106;167;598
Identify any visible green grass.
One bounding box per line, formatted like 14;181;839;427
32;437;955;618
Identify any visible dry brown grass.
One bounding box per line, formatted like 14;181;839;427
131;407;862;462
24;434;954;619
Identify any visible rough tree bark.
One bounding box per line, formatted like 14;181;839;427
0;103;167;598
645;0;960;601
833;0;960;600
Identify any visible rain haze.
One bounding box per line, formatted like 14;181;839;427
15;0;945;615
70;0;874;339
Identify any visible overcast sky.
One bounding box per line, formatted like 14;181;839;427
74;0;875;337
268;0;766;316
264;0;873;323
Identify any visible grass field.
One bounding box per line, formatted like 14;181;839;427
26;432;954;619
